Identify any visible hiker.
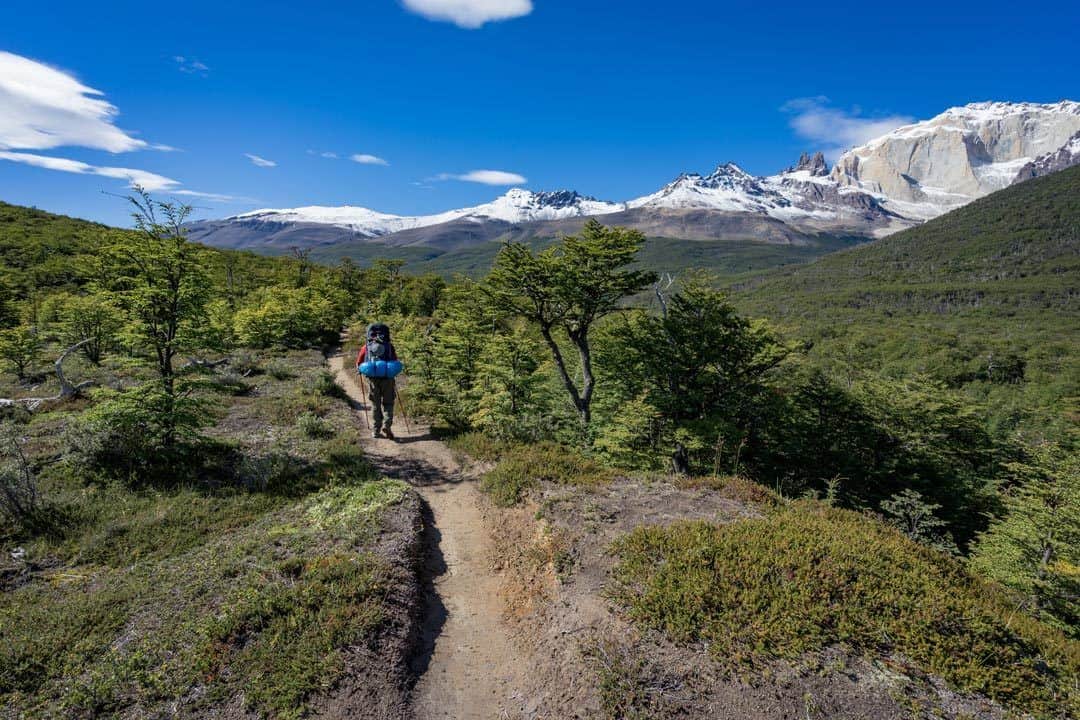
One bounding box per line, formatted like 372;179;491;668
356;322;402;439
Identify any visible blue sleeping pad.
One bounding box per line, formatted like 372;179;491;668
358;360;403;378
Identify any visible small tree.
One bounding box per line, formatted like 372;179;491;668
595;277;788;473
880;489;958;554
486;220;656;428
0;422;37;526
0;325;42;380
971;443;1080;635
61;293;123;364
109;189;211;447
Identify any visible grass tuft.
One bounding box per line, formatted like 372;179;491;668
480;442;613;506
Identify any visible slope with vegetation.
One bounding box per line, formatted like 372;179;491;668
0;196;434;718
366;204;1077;715
2;183;1078;718
728;164;1080;444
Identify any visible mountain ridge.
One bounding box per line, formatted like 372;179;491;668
186;100;1080;254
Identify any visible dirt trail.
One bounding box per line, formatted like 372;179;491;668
329;352;530;720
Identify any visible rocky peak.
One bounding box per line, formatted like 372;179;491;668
530;190;594;208
1012;130;1080;184
787;151;829;176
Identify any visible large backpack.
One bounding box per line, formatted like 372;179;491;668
366;323;391;361
360;323;402;378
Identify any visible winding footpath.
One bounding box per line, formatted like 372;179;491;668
329;352;529;720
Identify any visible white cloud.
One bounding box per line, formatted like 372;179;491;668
0;51;155;153
0;150;240;201
401;0;533;28
0;150;179;191
783;97;914;160
173;56;209;76
436;169;527;185
245;153;277;168
351;153;389;166
321;151;339;159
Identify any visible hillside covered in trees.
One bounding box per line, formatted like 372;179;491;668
1;188;1077;718
728;164;1080;444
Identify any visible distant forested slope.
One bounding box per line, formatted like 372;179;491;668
729;165;1080;441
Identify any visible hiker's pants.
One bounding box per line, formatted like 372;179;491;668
366;377;396;430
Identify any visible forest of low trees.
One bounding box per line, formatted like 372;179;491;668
2;190;1077;647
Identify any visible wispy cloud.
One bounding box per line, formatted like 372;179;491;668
0;150;240;202
245;153;277;168
351;153;389;166
173;55;209;76
0;150;178;190
401;0;533;29
782;97;914;160
435;169;527;185
0;51;159;153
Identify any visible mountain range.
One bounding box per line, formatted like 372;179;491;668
186;101;1080;257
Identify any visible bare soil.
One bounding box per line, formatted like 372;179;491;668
330;351;533;720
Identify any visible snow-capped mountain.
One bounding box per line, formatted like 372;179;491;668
829;101;1080;219
227;189;624;239
188;100;1080;253
1012;130;1080;182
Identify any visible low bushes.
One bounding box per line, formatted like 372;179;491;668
480;442;613;506
609;502;1080;717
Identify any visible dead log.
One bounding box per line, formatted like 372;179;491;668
0;340;95;411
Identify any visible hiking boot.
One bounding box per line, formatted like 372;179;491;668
383;427;395;440
371;428;381;439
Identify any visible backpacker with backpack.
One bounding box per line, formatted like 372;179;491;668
358;323;403;378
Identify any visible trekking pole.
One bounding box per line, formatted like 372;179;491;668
396;385;413;434
358;373;371;429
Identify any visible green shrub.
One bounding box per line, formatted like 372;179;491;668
444;431;509;462
311;371;347;400
480;443;612;506
610;502;1080;717
297;412;334;439
673;474;782;508
266;359;295;380
205;371;253;396
65;386;211;480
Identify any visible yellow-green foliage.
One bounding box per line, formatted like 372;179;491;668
233;284;345;348
610;502;1079;718
480;442;613;506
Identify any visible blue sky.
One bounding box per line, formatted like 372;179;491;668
1;0;1077;226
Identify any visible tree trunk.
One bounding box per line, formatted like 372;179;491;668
540;325;587;425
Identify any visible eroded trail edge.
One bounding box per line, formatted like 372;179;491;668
329;352;529;720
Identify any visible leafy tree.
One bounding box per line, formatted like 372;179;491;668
595;277;788;472
486;220;656;427
749;367;1004;545
880;489;958;554
469;324;551;442
233;284;344;348
0;325;42;380
970;443;1080;635
108;190;212;447
60;293;124;364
